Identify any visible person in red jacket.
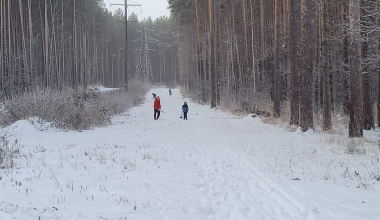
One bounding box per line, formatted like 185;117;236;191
154;96;161;120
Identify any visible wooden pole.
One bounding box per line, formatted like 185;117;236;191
125;0;128;91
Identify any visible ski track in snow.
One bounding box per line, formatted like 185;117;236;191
0;88;379;220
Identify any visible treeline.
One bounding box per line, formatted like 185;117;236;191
168;0;380;137
0;0;119;93
0;0;177;97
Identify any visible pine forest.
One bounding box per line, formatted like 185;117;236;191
169;0;380;137
2;0;380;137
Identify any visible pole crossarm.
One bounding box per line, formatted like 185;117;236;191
110;4;141;6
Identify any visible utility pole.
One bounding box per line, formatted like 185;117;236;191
110;2;141;92
159;52;162;83
125;0;128;92
209;0;216;108
163;51;166;83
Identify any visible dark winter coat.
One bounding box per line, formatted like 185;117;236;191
182;104;189;113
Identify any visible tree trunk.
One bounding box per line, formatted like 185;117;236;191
321;0;331;130
274;0;281;117
44;0;49;88
0;0;4;92
210;0;216;108
361;0;374;130
73;0;78;90
378;7;380;127
299;0;314;131
348;0;363;137
290;0;300;125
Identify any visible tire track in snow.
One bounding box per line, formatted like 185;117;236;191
247;156;336;220
193;145;303;220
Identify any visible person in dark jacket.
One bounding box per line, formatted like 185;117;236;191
182;102;189;120
169;89;172;96
154;96;161;120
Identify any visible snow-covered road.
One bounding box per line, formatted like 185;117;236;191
1;88;379;220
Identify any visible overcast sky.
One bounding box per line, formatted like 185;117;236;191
105;0;170;21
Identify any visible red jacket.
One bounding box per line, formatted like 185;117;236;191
154;96;161;110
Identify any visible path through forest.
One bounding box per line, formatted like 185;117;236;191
0;88;379;220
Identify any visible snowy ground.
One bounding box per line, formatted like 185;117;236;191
90;86;119;92
1;88;380;220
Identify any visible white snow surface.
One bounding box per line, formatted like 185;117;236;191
90;86;119;93
1;88;380;220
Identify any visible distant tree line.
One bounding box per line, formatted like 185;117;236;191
168;0;380;137
0;0;177;95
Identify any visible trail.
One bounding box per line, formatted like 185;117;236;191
0;88;379;220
